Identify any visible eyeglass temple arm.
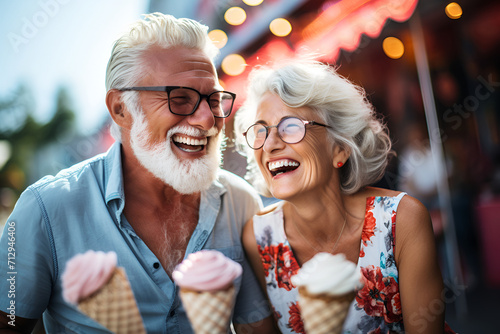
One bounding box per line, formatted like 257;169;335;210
306;120;331;128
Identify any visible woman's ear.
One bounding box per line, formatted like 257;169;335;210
106;89;133;130
333;145;350;168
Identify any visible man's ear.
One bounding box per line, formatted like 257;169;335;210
106;89;133;130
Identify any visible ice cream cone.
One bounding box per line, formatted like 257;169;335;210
78;267;146;334
297;286;355;334
179;284;236;334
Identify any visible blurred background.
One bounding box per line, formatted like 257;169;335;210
1;0;498;332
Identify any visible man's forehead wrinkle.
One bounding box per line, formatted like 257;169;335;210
146;59;215;77
171;59;215;74
176;59;213;67
170;66;215;76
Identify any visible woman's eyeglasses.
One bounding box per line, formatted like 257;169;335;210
243;116;331;150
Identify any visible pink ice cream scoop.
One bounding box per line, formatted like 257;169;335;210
62;250;117;305
172;250;242;291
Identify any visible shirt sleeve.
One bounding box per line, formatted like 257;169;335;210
0;187;55;319
232;254;272;324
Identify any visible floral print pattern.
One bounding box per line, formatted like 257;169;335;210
258;245;274;277
362;198;377;245
288;302;305;333
252;194;432;333
349;197;405;333
258;243;300;291
356;265;402;323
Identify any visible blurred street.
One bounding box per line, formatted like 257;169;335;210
446;284;500;333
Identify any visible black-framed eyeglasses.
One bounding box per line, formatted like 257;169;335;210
243;116;331;150
119;86;236;118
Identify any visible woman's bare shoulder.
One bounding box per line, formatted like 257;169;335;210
360;187;428;217
361;186;402;198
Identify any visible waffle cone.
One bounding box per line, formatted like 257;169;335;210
78;267;146;334
297;286;355;334
179;285;236;334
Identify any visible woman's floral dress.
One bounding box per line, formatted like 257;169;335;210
252;193;407;334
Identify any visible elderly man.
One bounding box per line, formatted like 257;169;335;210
0;13;274;333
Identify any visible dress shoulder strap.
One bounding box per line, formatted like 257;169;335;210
253;201;286;246
395;191;407;202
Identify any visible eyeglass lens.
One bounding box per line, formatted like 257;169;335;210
169;88;234;117
246;117;306;149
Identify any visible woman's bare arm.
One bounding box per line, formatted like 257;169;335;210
396;195;445;334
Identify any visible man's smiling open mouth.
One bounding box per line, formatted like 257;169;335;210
268;159;300;177
172;135;207;153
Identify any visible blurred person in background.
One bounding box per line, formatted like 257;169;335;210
0;13;276;333
397;122;445;235
236;61;454;333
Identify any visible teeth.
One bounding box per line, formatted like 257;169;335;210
268;160;299;171
173;135;207;146
178;146;201;153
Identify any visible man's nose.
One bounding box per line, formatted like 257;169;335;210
187;98;216;130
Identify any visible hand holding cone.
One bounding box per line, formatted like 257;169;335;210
173;250;243;334
179;285;236;334
298;286;355;334
292;253;363;334
62;250;146;334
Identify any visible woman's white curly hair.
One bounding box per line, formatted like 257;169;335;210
235;60;393;196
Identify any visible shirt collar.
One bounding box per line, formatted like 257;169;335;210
103;142;125;226
104;142;125;204
204;172;227;200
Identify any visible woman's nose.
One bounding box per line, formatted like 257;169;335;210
263;126;285;152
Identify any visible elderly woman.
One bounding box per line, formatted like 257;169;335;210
236;61;450;333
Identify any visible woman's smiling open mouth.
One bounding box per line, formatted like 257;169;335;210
268;159;300;177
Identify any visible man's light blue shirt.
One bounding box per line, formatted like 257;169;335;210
0;143;270;333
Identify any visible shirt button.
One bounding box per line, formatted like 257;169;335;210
153;262;160;269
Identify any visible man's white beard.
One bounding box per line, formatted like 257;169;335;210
129;111;222;194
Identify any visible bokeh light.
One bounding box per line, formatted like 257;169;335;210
382;37;405;59
270;18;292;37
208;29;228;49
224;7;247;26
445;2;463;19
243;0;264;6
221;54;246;76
